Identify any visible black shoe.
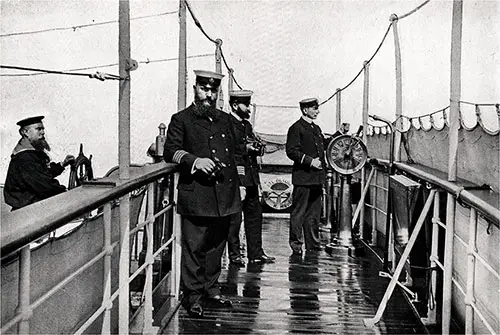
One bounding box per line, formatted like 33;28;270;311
249;254;275;264
205;295;232;308
306;246;322;252
185;301;204;318
230;256;245;267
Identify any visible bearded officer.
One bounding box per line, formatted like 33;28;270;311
227;90;275;267
163;70;241;318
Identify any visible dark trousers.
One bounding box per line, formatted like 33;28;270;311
181;215;230;304
289;185;322;252
228;186;264;260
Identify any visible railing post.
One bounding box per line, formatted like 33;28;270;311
442;194;456;334
171;173;182;300
17;245;31;334
177;0;187;111
465;207;477;335
370;169;378;246
390;13;402;161
228;68;234;92
215;39;224;110
335;88;341;130
142;183;156;334
443;1;463;332
425;191;440;325
101;203;112;335
360;60;370;240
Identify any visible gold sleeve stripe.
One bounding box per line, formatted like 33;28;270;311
237;166;245;175
173;150;188;164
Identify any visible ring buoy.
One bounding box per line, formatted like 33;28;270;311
261;177;293;211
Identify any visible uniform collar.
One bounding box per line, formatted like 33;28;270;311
230;111;243;122
301;115;314;124
12;137;37;156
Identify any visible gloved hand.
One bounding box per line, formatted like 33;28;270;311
62;155;75;167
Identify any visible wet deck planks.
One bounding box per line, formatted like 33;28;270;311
161;217;427;334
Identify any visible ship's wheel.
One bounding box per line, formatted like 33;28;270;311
68;144;94;189
326;134;368;175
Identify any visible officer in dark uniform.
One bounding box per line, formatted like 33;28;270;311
286;98;330;256
227;90;275;266
4;116;74;210
163;70;242;318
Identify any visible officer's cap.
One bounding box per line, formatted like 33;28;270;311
229;90;253;105
16;115;45;128
194;70;224;89
299;98;319;109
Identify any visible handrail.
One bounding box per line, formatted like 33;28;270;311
1;162;178;257
368;159;500;225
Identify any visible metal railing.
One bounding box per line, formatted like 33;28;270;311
356;160;499;334
1;162;181;334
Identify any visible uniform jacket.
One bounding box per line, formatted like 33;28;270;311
286;118;330;186
4;138;66;210
163;103;242;217
230;114;261;187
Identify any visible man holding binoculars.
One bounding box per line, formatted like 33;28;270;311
227;89;275;267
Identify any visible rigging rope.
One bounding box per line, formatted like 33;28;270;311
320;22;393;106
185;0;244;89
0;54;213;77
0;11;178;38
397;0;431;20
0;65;123;81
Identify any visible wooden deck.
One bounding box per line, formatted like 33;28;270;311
161;217;428;334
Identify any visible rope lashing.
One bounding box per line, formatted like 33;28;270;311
88;72;122;81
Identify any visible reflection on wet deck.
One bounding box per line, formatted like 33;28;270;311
161;218;427;334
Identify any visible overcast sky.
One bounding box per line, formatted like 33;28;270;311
0;0;498;181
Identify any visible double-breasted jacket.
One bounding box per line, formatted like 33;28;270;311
286;118;330;186
163;104;242;217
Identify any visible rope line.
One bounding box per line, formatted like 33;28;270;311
185;1;217;44
0;11;178;38
220;50;243;90
0;54;213;77
320;22;393;106
255;104;298;109
398;0;431;20
459;100;498;107
185;0;244;90
0;65;123;81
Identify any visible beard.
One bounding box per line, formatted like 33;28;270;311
236;108;251;120
194;96;218;119
31;138;51;152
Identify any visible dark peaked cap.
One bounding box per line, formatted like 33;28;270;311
229;90;253;104
194;70;224;88
16;115;45;127
299;98;319;109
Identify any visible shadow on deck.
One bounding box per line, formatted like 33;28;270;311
160;217;428;334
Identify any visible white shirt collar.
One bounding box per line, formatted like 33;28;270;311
302;115;314;124
230;111;243;122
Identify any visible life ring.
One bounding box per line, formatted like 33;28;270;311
261;177;293;211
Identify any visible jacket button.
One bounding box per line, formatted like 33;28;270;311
221;134;225;138
225;148;228;152
212;149;216;153
209;136;213;139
